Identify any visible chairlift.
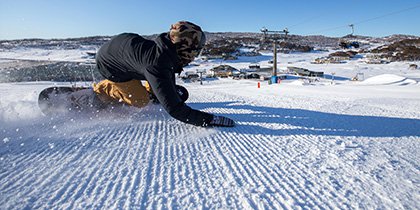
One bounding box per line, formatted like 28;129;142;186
339;24;360;49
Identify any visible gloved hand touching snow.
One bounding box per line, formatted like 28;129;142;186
208;115;235;127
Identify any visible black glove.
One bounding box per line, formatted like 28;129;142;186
209;115;235;127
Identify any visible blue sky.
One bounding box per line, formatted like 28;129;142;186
0;0;419;40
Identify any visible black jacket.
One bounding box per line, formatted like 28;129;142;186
96;33;213;126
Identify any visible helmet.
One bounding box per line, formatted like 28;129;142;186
169;21;206;66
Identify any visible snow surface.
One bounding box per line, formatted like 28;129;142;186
1;47;420;209
361;74;418;85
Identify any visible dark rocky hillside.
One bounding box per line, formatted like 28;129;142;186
1;33;419;61
370;38;420;61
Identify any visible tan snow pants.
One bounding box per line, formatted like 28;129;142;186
93;79;151;108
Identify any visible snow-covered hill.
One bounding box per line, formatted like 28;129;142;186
1;44;420;209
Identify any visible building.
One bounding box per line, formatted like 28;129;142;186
288;66;324;77
208;65;238;78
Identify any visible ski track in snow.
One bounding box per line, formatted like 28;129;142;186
0;81;420;209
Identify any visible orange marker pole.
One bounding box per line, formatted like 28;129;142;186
258;82;260;88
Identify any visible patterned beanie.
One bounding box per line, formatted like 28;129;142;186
169;21;206;66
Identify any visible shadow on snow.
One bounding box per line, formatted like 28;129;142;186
191;101;420;138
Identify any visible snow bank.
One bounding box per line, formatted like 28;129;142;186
289;80;306;86
0;47;96;62
361;74;417;85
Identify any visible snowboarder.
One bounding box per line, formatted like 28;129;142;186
90;21;234;127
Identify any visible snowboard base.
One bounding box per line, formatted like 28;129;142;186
38;86;97;115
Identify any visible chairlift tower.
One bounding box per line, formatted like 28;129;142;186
261;27;289;84
196;69;206;85
348;24;354;36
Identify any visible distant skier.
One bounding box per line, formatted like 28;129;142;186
91;21;234;127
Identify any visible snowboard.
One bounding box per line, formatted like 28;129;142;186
38;85;189;115
38;86;105;115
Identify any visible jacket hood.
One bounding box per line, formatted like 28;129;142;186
155;33;183;72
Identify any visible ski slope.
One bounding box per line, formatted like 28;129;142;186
1;44;420;209
1;75;420;209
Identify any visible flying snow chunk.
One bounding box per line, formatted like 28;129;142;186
3;138;10;143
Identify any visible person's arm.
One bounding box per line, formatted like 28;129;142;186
144;66;214;126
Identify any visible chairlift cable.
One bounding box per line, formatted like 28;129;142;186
353;3;420;25
304;3;420;35
287;14;324;29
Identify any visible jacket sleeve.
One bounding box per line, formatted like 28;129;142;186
144;66;214;126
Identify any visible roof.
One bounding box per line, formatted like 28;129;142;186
210;65;238;72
